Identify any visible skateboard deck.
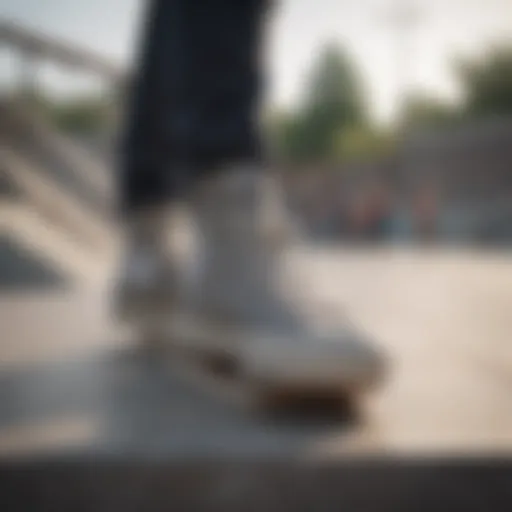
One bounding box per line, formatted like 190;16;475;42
134;318;387;416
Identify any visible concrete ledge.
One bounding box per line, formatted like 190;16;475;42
0;459;511;511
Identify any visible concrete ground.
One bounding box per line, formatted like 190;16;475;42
0;246;511;459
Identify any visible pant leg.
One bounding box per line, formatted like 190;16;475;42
120;0;271;214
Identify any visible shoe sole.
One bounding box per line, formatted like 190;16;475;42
153;318;389;417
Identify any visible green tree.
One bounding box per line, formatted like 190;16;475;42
268;110;315;163
334;124;396;162
401;93;458;130
301;44;367;161
458;46;512;119
5;90;114;136
272;43;367;165
49;95;113;135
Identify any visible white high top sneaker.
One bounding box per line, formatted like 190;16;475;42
180;169;386;392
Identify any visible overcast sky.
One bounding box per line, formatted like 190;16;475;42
2;0;512;123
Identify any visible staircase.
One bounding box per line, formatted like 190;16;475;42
0;101;118;288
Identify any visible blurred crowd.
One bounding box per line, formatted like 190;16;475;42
285;171;439;243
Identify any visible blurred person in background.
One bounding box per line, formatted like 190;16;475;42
413;184;439;241
114;0;381;379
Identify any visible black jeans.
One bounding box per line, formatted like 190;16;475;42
119;0;270;213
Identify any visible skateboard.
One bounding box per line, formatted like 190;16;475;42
134;316;387;416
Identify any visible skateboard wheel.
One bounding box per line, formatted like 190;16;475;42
199;352;239;378
252;381;357;419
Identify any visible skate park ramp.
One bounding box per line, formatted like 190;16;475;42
1;248;512;462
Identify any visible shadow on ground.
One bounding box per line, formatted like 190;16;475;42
0;348;359;460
